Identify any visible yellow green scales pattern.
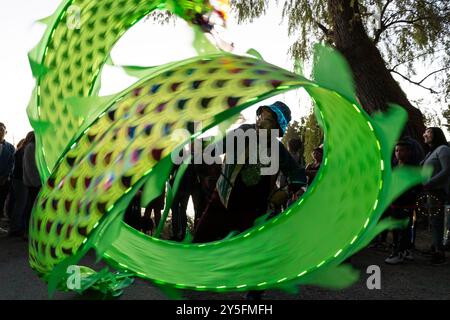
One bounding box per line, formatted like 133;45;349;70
28;0;430;295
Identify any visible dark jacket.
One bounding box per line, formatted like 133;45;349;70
0;140;15;178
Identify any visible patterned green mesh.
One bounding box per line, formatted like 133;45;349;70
27;0;429;296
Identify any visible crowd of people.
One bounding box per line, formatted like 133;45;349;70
1;101;449;299
0;124;41;240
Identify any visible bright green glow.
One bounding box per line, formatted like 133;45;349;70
364;218;370;228
257;282;267;287
376;140;381;151
297;271;307;277
334;249;343;257
352;104;361;113
373;200;379;211
27;0;426;297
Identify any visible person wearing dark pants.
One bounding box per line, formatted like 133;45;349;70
385;141;419;264
22;132;41;238
171;164;198;241
421;127;450;265
0;122;15;225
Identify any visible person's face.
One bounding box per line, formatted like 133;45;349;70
423;129;433;145
395;145;411;163
256;109;278;132
0;126;6;142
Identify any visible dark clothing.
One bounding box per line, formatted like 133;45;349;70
422;145;450;199
24;186;40;234
23;142;41;188
13;148;24;180
427;189;448;252
0;140;15;178
389;169;420;253
9;178;28;234
193;124;306;243
171;191;190;241
390;208;414;253
214;124;306;208
421;145;450;252
0;139;15;218
124;195;142;230
170;164;198;241
193;190;265;243
305;162;321;185
192;163;221;227
0;181;11;219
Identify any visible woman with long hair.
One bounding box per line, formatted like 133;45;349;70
22;131;41;239
421;127;450;265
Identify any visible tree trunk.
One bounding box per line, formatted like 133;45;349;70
328;0;426;143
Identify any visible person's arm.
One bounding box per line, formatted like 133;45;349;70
425;146;450;189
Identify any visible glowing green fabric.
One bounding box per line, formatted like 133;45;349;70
27;0;429;297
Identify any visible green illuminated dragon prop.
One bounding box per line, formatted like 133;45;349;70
27;0;429;297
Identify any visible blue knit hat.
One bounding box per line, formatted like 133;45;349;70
257;101;292;135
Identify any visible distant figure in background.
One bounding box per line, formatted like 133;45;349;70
8;132;34;237
191;161;221;229
305;147;323;185
170;164;197;241
22;132;41;239
385;140;419;265
143;188;165;235
287;138;304;167
421;127;450;265
0;122;15;226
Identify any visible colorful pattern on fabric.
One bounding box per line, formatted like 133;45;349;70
27;0;429;296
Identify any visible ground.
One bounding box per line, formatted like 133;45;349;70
0;224;449;300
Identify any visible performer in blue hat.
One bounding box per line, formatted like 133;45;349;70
193;101;306;243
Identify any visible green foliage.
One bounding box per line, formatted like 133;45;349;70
303;112;323;164
443;107;450;134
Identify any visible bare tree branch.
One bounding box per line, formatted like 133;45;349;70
417;67;450;84
383;16;433;29
389;70;439;94
388;48;446;71
314;19;333;39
